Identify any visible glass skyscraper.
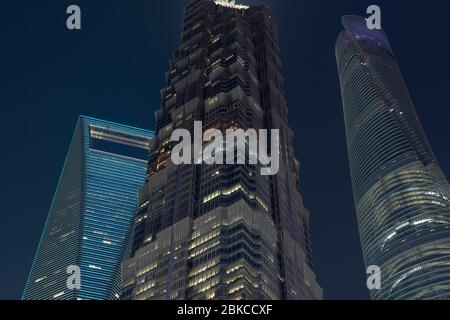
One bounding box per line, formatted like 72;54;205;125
23;116;153;300
336;16;450;299
121;0;322;300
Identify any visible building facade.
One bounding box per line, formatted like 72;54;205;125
121;0;322;300
23;116;153;300
336;16;450;299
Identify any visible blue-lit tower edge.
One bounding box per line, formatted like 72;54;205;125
79;118;148;299
23;116;153;300
336;16;450;300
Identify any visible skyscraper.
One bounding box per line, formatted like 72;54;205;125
121;0;322;300
23;116;153;300
336;16;450;300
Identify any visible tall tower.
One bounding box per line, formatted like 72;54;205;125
336;16;450;299
121;0;322;300
23;116;153;300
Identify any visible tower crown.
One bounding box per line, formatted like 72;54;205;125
214;0;249;10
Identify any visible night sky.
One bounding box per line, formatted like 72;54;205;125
1;0;449;300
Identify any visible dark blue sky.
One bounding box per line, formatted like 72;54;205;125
1;0;449;300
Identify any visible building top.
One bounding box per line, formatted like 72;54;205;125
214;0;249;10
340;15;394;56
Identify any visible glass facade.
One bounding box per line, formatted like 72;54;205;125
336;16;450;299
23;116;153;300
121;0;322;300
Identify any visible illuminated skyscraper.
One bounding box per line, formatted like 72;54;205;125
121;0;322;300
336;16;450;299
23;116;153;300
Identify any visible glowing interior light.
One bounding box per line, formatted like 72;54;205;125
214;0;249;10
